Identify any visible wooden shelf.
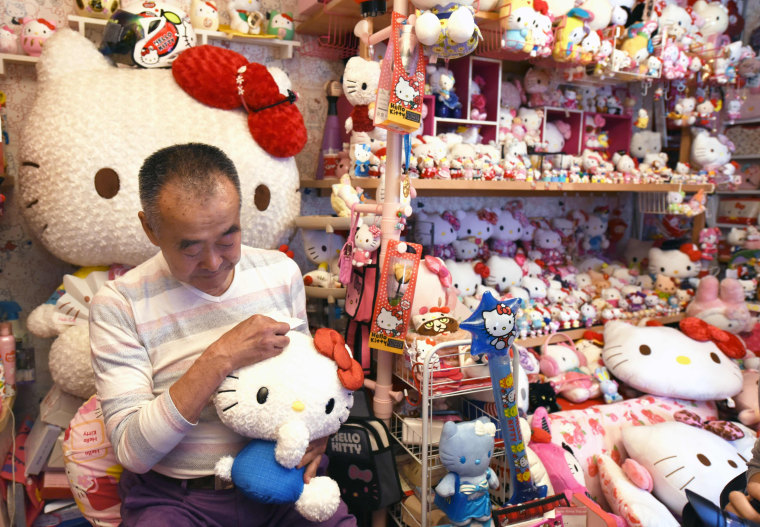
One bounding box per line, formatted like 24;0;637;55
515;313;685;348
435;117;498;126
716;189;760;195
67;15;300;59
305;286;346;300
732;154;760;161
0;53;38;75
294;215;351;230
300;178;715;196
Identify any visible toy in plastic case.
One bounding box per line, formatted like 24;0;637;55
369;240;422;354
374;12;426;134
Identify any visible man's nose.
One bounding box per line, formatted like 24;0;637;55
200;249;223;271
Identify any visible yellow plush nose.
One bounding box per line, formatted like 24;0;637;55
292;401;305;412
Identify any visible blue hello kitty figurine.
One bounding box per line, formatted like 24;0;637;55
434;417;499;526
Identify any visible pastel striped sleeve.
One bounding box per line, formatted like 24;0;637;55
89;285;195;473
286;257;309;334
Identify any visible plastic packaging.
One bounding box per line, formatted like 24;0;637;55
0;322;15;390
316;80;343;180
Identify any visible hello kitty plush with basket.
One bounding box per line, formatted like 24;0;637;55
214;326;363;522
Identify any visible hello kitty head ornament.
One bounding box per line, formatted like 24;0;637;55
691;129;733;171
214;327;362;522
18;29;304;267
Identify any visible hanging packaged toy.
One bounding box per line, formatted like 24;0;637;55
374;12;426;134
370;240;423;353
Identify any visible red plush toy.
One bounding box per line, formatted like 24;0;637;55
171;45;307;159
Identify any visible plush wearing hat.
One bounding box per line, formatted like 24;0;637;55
172;45;307;158
22;29;303;398
214;328;362;522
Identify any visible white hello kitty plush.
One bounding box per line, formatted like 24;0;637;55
484;255;524;293
648;243;702;284
21;30;304;398
302;230;345;275
457;209;496;260
578;210;609;255
214;328;362;522
692;0;729;37
529;226;566;268
690;130;733;171
227;0;265;34
351;221;381;268
415;210;460;259
489;207;524;257
445;259;482;300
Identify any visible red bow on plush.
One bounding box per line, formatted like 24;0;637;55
496;304;512;315
171;45;307;158
679;317;746;359
474;262;490;279
313;328;364;390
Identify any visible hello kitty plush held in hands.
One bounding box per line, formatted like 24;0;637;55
214;328;363;522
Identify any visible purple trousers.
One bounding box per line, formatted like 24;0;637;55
118;464;357;527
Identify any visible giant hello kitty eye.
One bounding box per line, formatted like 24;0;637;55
710;352;721;364
94;168;120;199
728;459;738;468
325;398;335;414
639;345;651;356
697;453;711;466
257;387;269;404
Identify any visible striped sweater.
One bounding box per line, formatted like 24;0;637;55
89;246;307;478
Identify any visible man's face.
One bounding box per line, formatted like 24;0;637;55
140;176;242;296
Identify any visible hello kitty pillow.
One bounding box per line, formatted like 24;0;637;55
622;422;747;515
602;321;742;401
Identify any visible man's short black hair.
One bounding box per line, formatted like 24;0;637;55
139;143;241;233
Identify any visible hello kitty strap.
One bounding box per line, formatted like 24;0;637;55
540;331;578;356
338;203;363;285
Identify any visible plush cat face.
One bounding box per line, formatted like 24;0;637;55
485;255;523;292
491;209;523;242
215;331;354;441
483;308;515;338
534;228;562;250
691;131;731;170
18;29;300;267
602;321;742;400
648;247;700;279
622;422;746;515
415;211;459;246
457;210;493;241
376;308;402;332
302;230;345;267
342;56;380;107
693;0;729;36
629;131;662;160
523;68;550;94
445;259;481;297
438;417;496;478
517;107;543;131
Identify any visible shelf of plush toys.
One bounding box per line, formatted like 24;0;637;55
301;176;715;196
0;14;300;75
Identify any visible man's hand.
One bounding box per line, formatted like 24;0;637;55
213;314;291;374
170;315;290;424
298;436;329;484
726;474;760;521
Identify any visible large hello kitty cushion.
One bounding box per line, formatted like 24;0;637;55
622;422;747;516
18;28;301;267
545;395;718;508
602;321;742;400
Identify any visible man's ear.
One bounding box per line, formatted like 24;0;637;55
138;211;160;247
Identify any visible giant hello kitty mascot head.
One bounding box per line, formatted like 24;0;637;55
21;29;305;398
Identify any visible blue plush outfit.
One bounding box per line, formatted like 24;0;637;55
230;439;305;503
434;472;491;524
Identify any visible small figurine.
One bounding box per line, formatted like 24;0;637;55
634;108;649;129
435;72;462;118
190;0;219;31
227;0;265;35
20;17;56;57
267;11;295;40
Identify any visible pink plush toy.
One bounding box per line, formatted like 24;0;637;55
734;369;760;429
529;407;590;501
686;275;754;334
20;17;56;57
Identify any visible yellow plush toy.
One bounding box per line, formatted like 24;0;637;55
553;8;592;62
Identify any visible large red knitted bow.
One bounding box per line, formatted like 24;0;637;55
679;317;746;359
313;328;364;391
171;45;307;158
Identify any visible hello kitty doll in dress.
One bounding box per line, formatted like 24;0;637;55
699;227;720;263
351;221;381;268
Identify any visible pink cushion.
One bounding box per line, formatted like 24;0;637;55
62;396;122;526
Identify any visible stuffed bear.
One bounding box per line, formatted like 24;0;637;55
22;29;304;398
214;328;362;522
